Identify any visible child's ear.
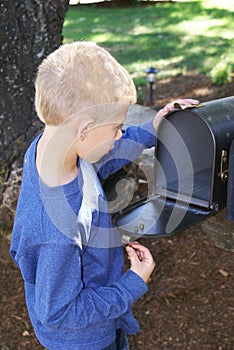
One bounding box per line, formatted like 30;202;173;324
77;119;94;141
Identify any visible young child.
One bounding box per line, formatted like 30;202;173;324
10;41;198;350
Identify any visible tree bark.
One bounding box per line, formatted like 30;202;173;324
0;0;69;229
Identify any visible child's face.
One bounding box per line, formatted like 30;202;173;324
78;118;124;163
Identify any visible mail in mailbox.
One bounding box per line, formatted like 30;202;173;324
113;96;234;241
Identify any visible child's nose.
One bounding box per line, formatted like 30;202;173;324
115;128;122;141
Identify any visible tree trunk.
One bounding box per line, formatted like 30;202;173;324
0;0;69;229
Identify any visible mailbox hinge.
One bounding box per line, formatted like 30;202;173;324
220;149;228;182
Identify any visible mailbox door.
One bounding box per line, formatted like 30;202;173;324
113;195;214;240
154;110;215;208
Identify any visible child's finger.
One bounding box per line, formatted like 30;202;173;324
126;246;140;264
128;242;150;253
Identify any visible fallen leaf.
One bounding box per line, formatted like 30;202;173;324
22;330;30;337
218;269;229;277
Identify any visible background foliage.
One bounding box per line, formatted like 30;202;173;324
63;0;234;90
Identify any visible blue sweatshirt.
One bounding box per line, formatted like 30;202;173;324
10;120;156;350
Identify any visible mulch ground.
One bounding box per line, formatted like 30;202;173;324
1;73;234;350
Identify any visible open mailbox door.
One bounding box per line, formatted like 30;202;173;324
113;97;234;242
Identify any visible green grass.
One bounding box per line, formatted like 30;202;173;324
63;0;234;86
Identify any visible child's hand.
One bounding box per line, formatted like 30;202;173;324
126;241;156;284
153;98;200;130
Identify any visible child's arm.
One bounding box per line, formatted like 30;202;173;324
33;243;148;331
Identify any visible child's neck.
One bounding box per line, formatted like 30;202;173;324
36;126;79;187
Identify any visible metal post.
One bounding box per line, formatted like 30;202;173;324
145;66;159;106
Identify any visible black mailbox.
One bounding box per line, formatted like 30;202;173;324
113;96;234;241
227;139;234;221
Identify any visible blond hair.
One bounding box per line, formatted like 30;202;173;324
35;41;137;125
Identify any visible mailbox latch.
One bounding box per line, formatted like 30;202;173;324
220;149;228;182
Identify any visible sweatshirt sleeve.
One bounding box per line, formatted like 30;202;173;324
34;243;147;330
95;119;156;180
